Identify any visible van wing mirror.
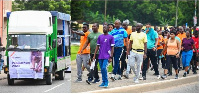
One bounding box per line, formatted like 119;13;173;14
52;39;56;48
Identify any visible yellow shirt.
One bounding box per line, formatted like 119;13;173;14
130;32;147;54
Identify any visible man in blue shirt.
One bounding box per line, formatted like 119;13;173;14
140;23;160;80
109;19;128;81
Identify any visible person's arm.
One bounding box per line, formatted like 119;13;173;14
128;40;133;55
93;45;99;61
161;40;168;55
143;42;147;59
193;44;198;56
109;46;114;63
80;39;90;53
71;30;85;36
125;38;129;54
176;39;181;58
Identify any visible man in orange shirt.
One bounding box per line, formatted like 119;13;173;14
157;30;164;68
72;23;91;82
121;20;132;77
177;26;186;70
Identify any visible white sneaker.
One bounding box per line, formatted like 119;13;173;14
133;76;137;81
157;75;161;79
134;79;139;83
139;77;143;80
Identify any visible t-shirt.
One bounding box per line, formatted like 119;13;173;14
144;29;158;49
124;28;132;46
157;35;164;49
175;36;181;42
177;32;186;44
97;34;115;59
77;31;90;54
192;37;199;52
182;38;194;51
87;32;102;54
130;32;147;54
109;27;128;47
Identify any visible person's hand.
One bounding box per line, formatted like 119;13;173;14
80;49;83;54
176;53;179;58
143;53;147;59
109;58;112;63
153;47;156;51
126;51;130;55
92;56;95;62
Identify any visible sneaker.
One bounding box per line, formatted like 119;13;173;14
183;72;187;77
134;79;139;83
168;73;172;76
88;77;93;82
110;77;115;81
187;70;190;74
161;75;167;79
99;83;105;87
117;75;122;80
86;80;91;85
139;76;146;80
104;82;109;88
157;75;161;79
92;79;100;83
75;79;82;82
193;72;197;74
124;74;129;79
175;74;178;79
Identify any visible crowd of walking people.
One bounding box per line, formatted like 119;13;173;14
72;19;199;88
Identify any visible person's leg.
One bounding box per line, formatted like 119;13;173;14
135;53;144;81
102;59;109;86
149;49;159;75
120;46;126;75
161;55;171;79
94;54;100;80
76;54;82;80
82;54;91;80
129;51;136;77
98;59;104;86
113;48;123;75
171;56;178;75
182;51;187;70
185;50;193;72
142;49;150;79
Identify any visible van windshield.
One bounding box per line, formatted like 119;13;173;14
8;35;46;51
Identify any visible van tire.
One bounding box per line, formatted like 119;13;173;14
7;74;14;85
46;73;52;85
59;70;65;80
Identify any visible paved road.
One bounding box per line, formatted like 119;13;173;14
146;82;199;93
71;60;199;93
0;73;71;93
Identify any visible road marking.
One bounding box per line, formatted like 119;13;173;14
44;83;65;93
81;75;199;93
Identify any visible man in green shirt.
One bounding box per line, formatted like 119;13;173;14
81;23;102;84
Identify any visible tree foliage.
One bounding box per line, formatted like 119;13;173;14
71;0;199;26
12;0;71;14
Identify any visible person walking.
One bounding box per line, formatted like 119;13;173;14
80;23;102;84
109;19;128;81
93;25;114;88
191;31;199;74
126;23;147;83
140;23;160;80
121;20;132;77
160;30;181;79
72;23;91;82
182;31;198;77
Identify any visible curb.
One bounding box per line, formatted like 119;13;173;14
82;75;199;93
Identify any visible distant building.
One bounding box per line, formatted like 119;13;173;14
0;0;12;46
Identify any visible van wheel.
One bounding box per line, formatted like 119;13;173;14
59;70;65;80
7;74;14;85
46;73;52;85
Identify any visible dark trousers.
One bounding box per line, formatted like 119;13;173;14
120;46;127;74
191;52;198;73
177;51;182;69
142;49;159;77
88;54;99;80
165;55;178;70
157;49;164;67
113;47;123;75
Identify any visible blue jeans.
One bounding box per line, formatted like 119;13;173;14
0;59;4;70
99;59;108;84
182;50;193;67
113;47;123;75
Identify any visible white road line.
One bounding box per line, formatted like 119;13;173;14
44;83;65;93
81;75;199;93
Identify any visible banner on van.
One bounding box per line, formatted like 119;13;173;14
9;51;44;79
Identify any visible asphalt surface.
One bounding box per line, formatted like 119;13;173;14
0;71;71;93
146;82;199;93
71;60;199;93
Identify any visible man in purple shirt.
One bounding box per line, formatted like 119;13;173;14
93;25;115;88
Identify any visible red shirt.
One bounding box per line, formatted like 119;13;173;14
192;37;199;52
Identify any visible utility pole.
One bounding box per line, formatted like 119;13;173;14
175;0;178;27
104;0;107;22
194;0;197;26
